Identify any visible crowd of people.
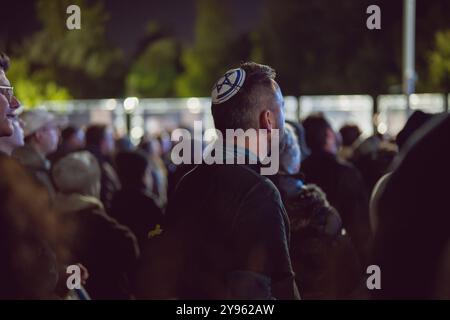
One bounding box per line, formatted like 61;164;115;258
1;53;449;299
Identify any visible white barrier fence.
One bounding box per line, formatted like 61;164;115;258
40;93;448;141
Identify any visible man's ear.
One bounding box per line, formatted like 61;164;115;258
259;110;273;131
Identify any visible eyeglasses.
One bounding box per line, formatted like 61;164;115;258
0;85;14;103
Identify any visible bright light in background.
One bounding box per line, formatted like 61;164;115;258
410;94;419;106
130;126;144;140
377;122;387;134
105;99;117;111
187;97;201;114
146;118;162;135
204;129;218;142
124;97;139;113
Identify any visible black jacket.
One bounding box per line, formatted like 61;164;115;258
301;151;372;264
372;114;450;299
285;184;363;299
54;194;139;299
135;160;300;300
110;188;164;248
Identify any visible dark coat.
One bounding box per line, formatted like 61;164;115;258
134;160;300;300
372;114;450;299
285;184;363;299
54;194;139;299
110;188;164;247
301;151;372;265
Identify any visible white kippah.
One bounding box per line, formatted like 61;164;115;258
211;68;246;104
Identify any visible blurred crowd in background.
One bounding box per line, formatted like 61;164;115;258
1;52;450;300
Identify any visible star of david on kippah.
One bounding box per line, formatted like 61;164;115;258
211;68;246;104
215;71;235;94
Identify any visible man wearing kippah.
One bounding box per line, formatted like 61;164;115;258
163;62;300;299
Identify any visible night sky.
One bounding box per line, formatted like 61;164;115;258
1;0;266;56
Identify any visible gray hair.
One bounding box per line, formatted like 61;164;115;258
280;123;301;175
52;151;101;196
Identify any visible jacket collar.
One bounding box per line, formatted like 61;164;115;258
54;193;104;215
13;144;49;171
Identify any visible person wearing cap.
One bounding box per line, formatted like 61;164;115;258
138;62;300;299
13;109;66;197
0;52;21;138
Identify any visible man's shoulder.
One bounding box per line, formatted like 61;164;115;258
188;163;279;191
13;145;46;169
173;163;283;214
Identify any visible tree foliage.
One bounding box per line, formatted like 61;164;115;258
428;30;450;91
126;23;180;98
175;0;250;97
7;57;71;108
20;0;125;99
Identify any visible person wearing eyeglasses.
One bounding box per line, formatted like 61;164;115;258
0;52;20;138
0;118;25;156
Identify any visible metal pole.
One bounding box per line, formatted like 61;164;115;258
403;0;416;116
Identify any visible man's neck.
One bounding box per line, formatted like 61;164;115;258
233;136;260;159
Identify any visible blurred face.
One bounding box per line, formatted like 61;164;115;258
35;124;59;155
325;127;338;155
69;128;85;150
0;69;20;137
0;118;24;155
281;130;301;175
101;128;115;155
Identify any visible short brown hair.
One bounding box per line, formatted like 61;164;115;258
211;62;276;132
